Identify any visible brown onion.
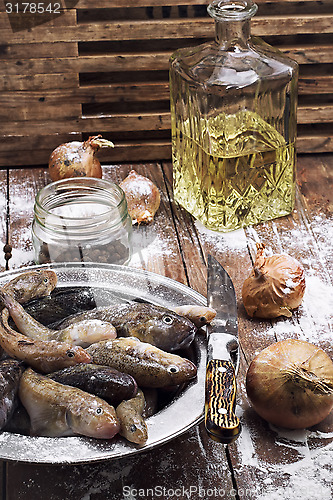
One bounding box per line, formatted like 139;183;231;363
246;339;333;429
120;170;160;224
242;243;306;318
48;135;114;181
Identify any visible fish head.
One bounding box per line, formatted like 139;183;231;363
144;343;198;386
67;398;120;439
164;356;198;385
10;270;58;303
63;345;92;367
32;270;58;297
143;310;197;352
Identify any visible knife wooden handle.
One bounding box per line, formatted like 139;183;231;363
205;359;241;444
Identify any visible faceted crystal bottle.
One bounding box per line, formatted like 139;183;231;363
169;0;298;232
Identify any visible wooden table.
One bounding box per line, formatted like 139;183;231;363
0;154;332;499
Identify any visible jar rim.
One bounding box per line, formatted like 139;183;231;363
207;0;258;21
34;177;129;233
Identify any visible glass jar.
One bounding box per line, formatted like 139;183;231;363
32;177;132;265
169;0;298;232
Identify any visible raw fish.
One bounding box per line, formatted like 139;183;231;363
0;308;91;373
47;363;137;405
59;302;197;352
116;389;148;445
19;368;120;439
86;337;197;388
0;358;25;429
0;289;116;348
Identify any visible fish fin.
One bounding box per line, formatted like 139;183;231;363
132;297;152;305
29;403;69;437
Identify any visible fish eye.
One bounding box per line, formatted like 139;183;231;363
43;278;49;284
66;350;75;358
163;315;174;325
96;407;103;415
167;365;179;374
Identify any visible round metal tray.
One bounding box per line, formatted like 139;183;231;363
0;263;206;464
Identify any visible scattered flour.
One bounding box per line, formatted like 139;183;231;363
235;408;261;469
254;442;333;500
195;220;248;251
252;273;333;344
10;247;35;268
235;405;333;499
129;220;174;267
9;195;34;216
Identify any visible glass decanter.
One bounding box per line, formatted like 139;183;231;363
169;0;298;232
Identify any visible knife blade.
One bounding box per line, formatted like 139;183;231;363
205;254;241;444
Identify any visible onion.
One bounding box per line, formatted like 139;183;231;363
246;339;333;429
48;135;114;182
120;170;160;224
242;243;306;318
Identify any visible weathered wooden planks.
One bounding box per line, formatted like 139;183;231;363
0;1;332;166
1;15;333;43
2;155;332;499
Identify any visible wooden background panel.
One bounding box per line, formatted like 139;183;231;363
0;73;80;91
2;15;332;44
1;46;332;76
77;0;333;7
0;0;332;166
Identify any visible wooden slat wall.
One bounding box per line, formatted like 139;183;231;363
0;0;332;166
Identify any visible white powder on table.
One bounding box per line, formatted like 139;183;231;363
129;217;174;267
195;221;248;251
248;273;333;345
235;403;333;499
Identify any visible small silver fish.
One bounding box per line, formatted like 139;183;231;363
19;368;120;439
59;302;197;352
86;337;197;388
0;289;116;348
173;305;217;328
116;389;148;445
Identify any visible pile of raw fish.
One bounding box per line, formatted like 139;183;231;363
0;270;215;445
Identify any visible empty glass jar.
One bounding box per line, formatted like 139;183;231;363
170;0;298;232
32;178;132;265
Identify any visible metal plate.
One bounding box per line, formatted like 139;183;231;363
0;263;206;464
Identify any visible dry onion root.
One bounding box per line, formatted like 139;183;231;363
242;243;306;319
120;170;161;224
246;339;333;429
48;135;114;182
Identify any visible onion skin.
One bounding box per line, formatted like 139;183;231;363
48;136;114;182
246;339;333;429
120;170;160;224
242;243;306;318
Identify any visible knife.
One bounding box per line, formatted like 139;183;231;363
205;254;241;444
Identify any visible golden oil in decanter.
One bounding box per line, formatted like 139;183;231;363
172;110;295;232
169;0;298;232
